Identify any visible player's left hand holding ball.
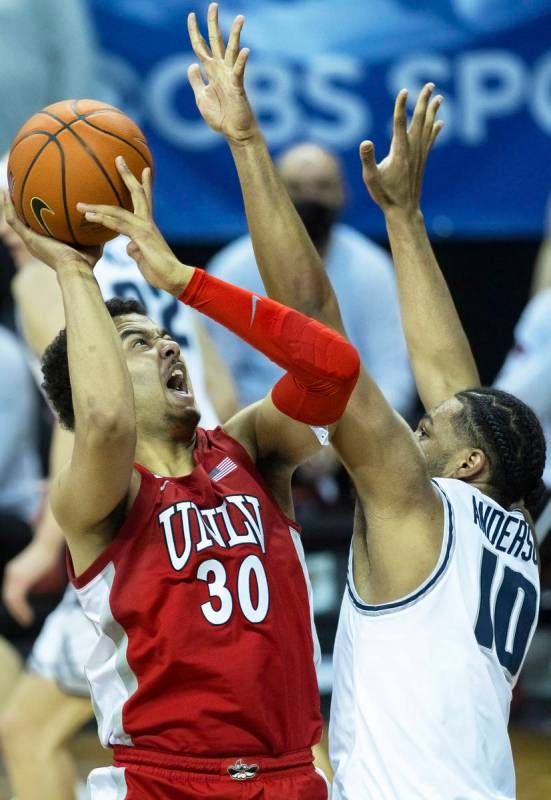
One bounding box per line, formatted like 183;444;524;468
1;192;102;271
77;159;194;296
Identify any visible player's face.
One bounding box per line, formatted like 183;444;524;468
114;313;200;432
414;396;469;477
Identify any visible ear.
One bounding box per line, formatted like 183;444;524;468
449;448;487;481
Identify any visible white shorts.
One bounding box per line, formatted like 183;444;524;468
28;585;98;696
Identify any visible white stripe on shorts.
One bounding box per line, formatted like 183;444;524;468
315;766;332;798
86;766;127;799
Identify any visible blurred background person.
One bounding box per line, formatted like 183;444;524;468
0;0;99;154
0;322;42;705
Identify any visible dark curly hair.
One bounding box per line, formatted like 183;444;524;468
41;297;147;431
454;387;546;517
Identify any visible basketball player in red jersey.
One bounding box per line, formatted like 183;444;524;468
1;14;359;800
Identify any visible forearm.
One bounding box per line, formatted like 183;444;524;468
229;133;342;329
179;269;359;424
56;262;134;430
12;258;65;356
384;208;479;409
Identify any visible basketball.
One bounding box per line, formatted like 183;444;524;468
7;99;153;247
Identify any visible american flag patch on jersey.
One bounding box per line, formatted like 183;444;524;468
208;457;238;482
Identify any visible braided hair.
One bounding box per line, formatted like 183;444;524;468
41;297;147;431
454;388;546;516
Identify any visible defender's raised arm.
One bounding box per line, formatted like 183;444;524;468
360;85;480;410
187;5;343;332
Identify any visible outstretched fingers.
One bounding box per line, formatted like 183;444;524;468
428;119;445;150
232;47;249;85
188;12;212;62
188;62;207;99
115;157;150;219
408;82;434;141
142;167;153;213
207;3;226;59
225;14;245;65
359;140;379;183
77;203;140;239
391;89;408;156
423;94;443;150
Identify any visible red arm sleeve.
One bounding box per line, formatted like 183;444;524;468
178;269;360;425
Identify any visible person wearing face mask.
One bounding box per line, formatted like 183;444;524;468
205;142;414;417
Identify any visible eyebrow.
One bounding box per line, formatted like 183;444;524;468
119;327;170;342
119;327;149;342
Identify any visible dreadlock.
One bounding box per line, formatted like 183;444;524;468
41;297;147;431
455;387;546;517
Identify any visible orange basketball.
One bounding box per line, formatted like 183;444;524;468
7;99;153;247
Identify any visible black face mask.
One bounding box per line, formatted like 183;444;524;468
293;200;340;251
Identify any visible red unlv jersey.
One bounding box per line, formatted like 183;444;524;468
69;427;322;757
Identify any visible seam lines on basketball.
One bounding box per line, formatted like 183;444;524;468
17;138;55;230
12;107;124;153
54;137;79;246
69;100;150;172
80;120;151;170
39;110;125;209
9;131;51;153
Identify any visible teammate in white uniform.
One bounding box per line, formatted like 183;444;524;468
192;66;545;799
0;153;236;800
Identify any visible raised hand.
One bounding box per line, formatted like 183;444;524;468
187;3;256;144
78;157;193;295
1;193;102;271
359;83;444;215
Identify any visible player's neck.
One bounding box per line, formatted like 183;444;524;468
469;478;508;509
135;433;197;478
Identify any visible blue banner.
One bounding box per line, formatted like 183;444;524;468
89;0;551;240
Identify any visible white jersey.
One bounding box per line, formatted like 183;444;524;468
95;237;218;430
330;478;539;800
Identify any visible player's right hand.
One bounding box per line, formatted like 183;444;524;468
187;4;257;145
1;192;102;271
2;539;60;627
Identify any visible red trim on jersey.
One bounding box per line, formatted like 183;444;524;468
179;269;360;425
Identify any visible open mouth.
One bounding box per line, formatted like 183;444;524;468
165;363;190;397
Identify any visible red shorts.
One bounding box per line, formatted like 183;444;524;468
86;746;330;799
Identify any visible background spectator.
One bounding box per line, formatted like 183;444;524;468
0;0;99;154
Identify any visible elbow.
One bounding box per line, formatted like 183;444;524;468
333;341;361;386
79;404;135;443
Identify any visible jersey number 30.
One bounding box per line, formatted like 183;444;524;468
197;556;269;626
474;546;538;678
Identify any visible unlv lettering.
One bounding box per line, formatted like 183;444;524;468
158;494;265;572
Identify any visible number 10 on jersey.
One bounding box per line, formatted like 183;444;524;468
474;546;538;678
